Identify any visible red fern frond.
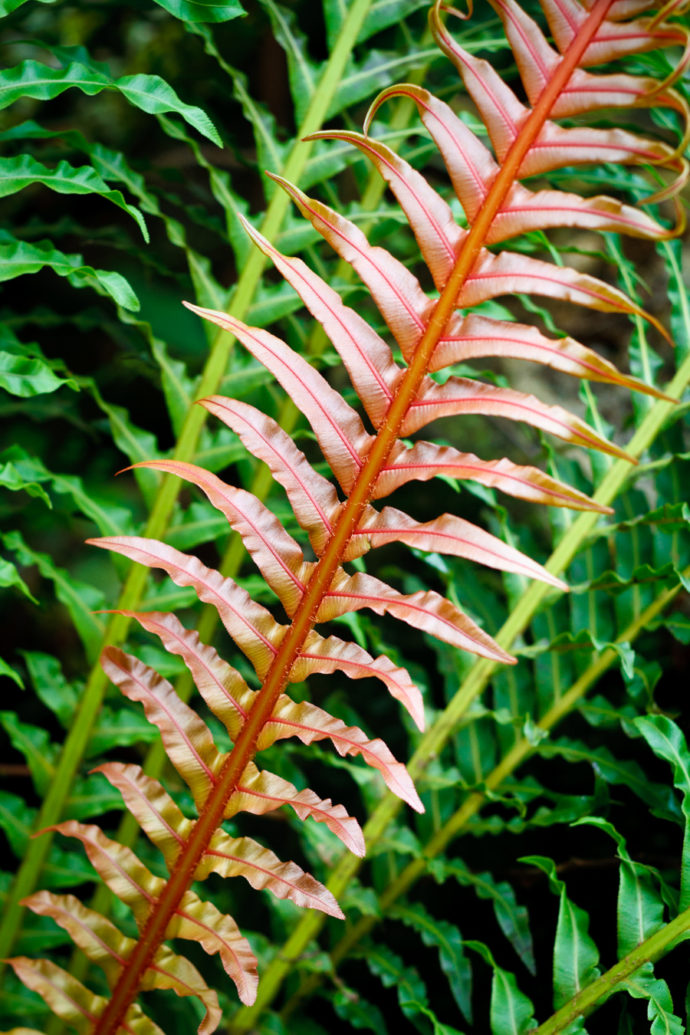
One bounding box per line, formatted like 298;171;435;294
11;1;686;1030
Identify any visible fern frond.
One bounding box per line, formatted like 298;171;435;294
8;0;688;1031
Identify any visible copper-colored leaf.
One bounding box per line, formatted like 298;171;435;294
184;303;372;493
318;570;515;664
123;602;421;733
119;611;420;791
356;505;566;588
167;890;258;1007
368;79;671;242
403;376;632;459
331;122;667;271
432;8;529;162
143;945;222;1035
114;610;248;741
239;218;403;429
364;82;498;224
21;891;222;1035
133;460;311;615
16;4;685;1027
495;0;583;107
198;830;344;917
228;759;389;837
432;5;680;178
430;313;671;399
521;119;682;184
97;763;348;911
94;762;191;866
258;691;421;805
48;821;164;924
271;173;433;358
497;0;687;119
312;129;466;291
199;396;341;556
376;439;611;512
89;536;284;677
23;890;134;987
540;0;689;69
139;467;543;661
48;822;258;1009
272;172;666;376
293;630;424;726
457;252;663;338
101;646;222;806
4;958;114;1035
490;183;669;244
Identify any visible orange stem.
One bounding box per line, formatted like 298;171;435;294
94;2;614;1030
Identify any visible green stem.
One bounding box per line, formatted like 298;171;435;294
230;349;690;1032
71;0;552;1014
0;0;375;971
280;568;689;1018
222;3;616;1017
531;903;690;1034
50;72;433;1023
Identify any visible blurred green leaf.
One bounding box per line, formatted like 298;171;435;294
0;59;221;146
0;156;148;241
2;530;106;659
634;716;690;910
23;652;80;728
152;0;244;22
0;232;139;311
0;713;57;796
428;858;535;974
391;902;473;1021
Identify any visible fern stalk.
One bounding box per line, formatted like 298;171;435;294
0;0;377;969
232;340;690;1032
48;81;437;1032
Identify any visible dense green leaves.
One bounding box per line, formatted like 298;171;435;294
323;0;428;47
3;531;106;659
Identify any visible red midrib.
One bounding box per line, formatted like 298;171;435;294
94;2;614;1030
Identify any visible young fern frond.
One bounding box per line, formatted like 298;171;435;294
8;0;687;1031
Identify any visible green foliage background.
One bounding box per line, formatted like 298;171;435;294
1;0;689;1032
